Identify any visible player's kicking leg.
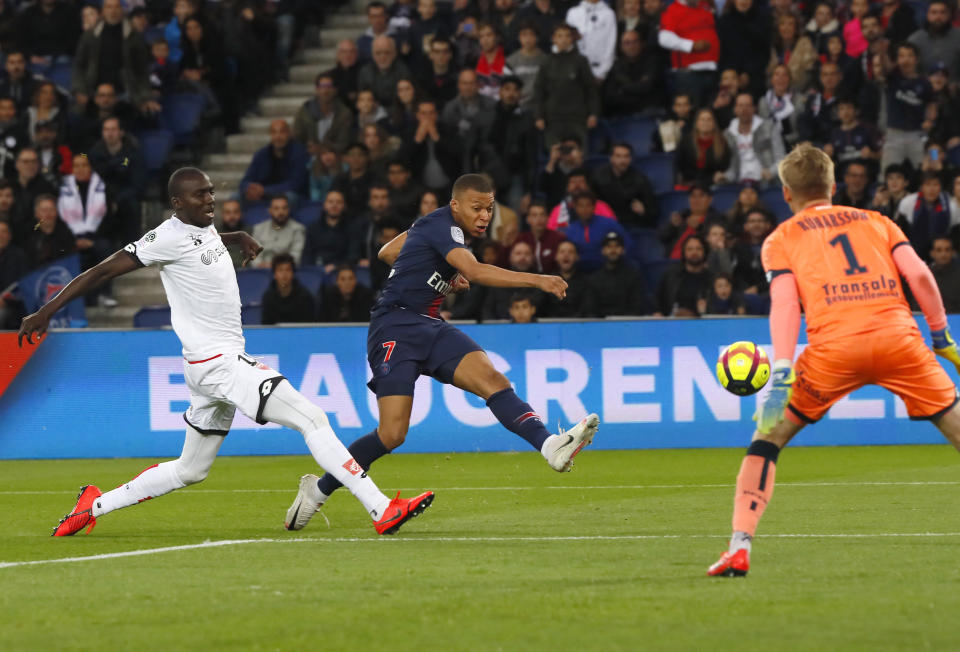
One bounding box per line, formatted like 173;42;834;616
53;422;226;536
262;379;432;535
707;417;804;577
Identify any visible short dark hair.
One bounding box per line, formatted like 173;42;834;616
610;141;634;156
0;178;12;192
33;193;56;208
510;292;534;306
167;166;207;198
500;75;522;89
269;193;290;205
516;20;538;36
921;170;943;184
4;49;24;60
345;142;369;156
315;72;335;87
369;181;390;195
689;181;713;195
885;163;908;178
336;263;357;276
931;235;953;248
527;199;548;213
553;23;575;36
272;253;295;272
366;1;386;12
452;173;494;197
897;42;920;58
566;167;588;180
571;189;596;203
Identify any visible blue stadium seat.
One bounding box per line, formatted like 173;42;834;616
242;302;262;325
608;116;657;156
236;268;271;304
760;188;793;222
948;145;960;168
45;62;72;91
161;93;206;145
322;266;372;287
139;129;174;174
297;266;324;295
295;201;323;226
710;185;740;213
133;305;171;328
585;155;608;171
587;122;611;155
243;203;271;226
631;228;667;264
656;190;689;221
636;153;675;193
743;293;770;315
643;259;674;291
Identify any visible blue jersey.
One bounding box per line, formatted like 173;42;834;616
373;206;468;319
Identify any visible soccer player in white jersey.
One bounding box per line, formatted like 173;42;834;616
18;167;434;537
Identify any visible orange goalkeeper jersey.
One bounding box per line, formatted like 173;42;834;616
761;203;919;345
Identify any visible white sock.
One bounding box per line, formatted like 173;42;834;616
92;461;185;517
91;425;222;518
303;426;390;519
730;531;752;554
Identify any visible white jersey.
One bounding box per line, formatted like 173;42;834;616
124;216;244;361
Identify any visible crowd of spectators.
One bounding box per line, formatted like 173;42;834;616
226;0;960;325
0;0;326;328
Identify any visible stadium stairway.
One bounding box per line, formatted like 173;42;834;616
85;1;368;328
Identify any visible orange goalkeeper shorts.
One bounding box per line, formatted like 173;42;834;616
787;331;959;424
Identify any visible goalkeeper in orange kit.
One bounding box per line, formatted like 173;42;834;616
708;144;960;577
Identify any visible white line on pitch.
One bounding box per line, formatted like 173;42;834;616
4;532;960;569
4;481;960;496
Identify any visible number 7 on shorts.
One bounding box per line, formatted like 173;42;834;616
381;341;397;362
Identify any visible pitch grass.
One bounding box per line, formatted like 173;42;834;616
2;446;960;651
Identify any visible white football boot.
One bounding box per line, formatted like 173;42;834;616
284;474;328;530
542;413;600;472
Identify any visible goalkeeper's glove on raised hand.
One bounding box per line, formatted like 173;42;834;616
754;361;795;435
932;328;960;374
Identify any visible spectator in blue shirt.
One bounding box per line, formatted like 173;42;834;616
880;42;936;175
560;190;632;273
240;119;309;207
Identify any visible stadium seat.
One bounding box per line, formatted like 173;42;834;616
322;266;372;287
760;188;792;222
609;116;657;156
236;268;272;304
585;155;608;171
295;201;323;226
133;305;171;328
710;185;740;213
161;93;206;145
643;259;673;291
636;154;675;193
45;62;72;91
587;122;612;155
743;293;770;315
139;130;174;174
656;190;689;221
297;266;324;295
631;228;667;263
243;203;271;226
948;145;960;168
242;302;262;325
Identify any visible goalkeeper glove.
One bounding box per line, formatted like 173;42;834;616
754;361;795;435
932;328;960;375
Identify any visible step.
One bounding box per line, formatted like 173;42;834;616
240;115;297;135
85;305;140;328
317;27;362;46
290;63;327;84
204;153;254;171
226;133;268;155
259;96;305;117
271;82;315;97
326;13;368;29
207;168;244;191
300;48;338;66
113;283;168;307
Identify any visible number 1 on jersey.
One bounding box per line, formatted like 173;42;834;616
829;233;868;275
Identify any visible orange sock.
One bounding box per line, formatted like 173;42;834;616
731;440;780;536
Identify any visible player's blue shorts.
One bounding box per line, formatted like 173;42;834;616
367;307;482;397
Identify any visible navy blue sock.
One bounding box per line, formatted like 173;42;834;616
486;388;551;451
316;430;390;495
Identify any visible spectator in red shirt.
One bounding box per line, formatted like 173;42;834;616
517;200;566;273
658;0;720;107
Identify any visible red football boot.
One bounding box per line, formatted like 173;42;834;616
52;485;102;537
707;549;750;577
373;491;434;535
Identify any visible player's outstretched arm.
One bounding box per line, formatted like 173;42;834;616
17;250;141;346
220;231;263;267
755;273;802;434
892;244;960;372
445;247;567;299
378;230;408;266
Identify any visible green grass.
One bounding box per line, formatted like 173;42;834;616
2;446;960;651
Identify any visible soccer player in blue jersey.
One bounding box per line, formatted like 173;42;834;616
285;173;600;530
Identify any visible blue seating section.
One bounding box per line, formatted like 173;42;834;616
607;116;657;156
710;186;741;213
636;154;675;193
139;130;175;174
656;191;689;221
133;305;172;328
295;201;324;226
760;188;793;222
243;204;272;226
160;93;206;146
236;268;272;304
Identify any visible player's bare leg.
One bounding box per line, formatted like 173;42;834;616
708;417;805;576
451;350;599;471
932;402;960;451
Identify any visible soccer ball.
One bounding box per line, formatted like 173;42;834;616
716;341;770;396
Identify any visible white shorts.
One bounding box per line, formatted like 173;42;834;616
181;352;286;434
